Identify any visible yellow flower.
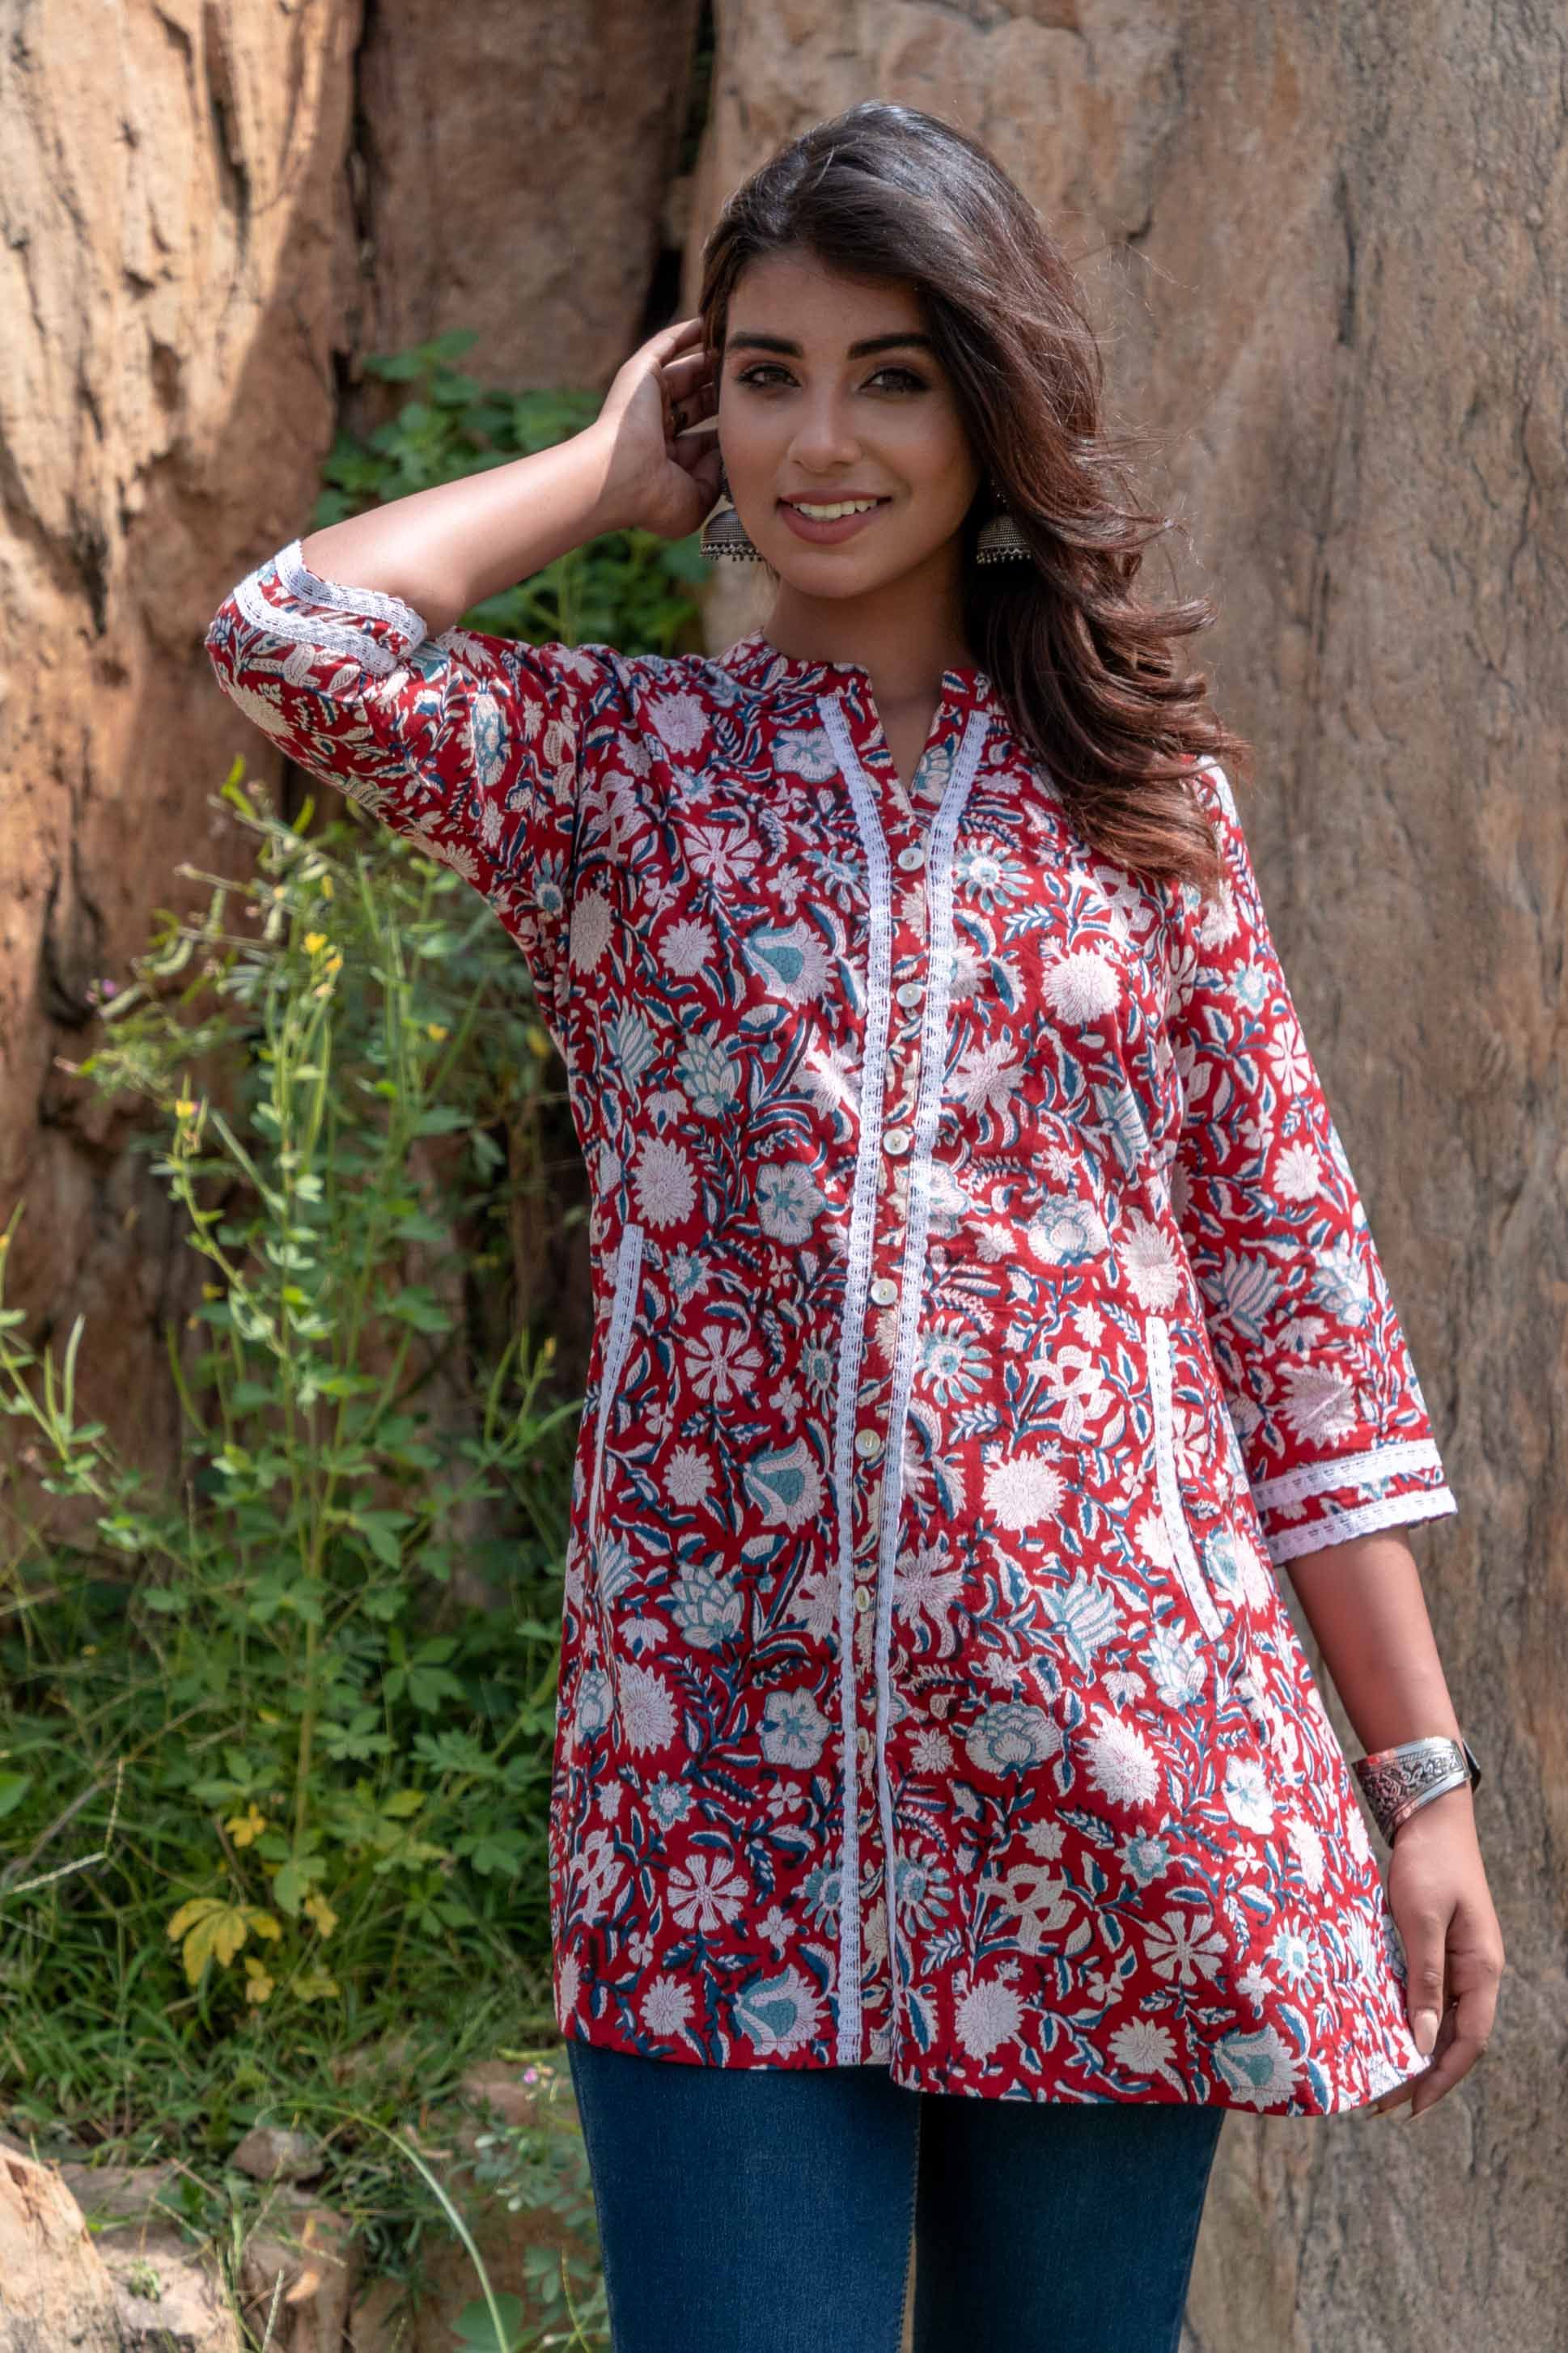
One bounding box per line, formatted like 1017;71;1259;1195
322;953;343;977
174;1098;197;1119
523;1024;553;1059
201;1282;223;1300
225;1804;269;1848
303;932;328;955
318;875;334;900
426;1024;449;1043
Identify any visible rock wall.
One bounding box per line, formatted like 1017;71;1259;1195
690;6;1565;2347
0;0;700;1476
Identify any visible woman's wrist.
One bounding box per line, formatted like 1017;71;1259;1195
1392;1779;1477;1841
1354;1732;1482;1845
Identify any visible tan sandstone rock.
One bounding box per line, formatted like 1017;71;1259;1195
0;0;702;1490
0;2143;240;2352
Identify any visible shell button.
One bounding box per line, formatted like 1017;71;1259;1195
883;1126;911;1156
854;1428;884;1460
870;1277;898;1306
854;1586;874;1613
895;981;924;1009
896;844;926;871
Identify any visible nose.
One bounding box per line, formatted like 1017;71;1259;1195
786;393;863;476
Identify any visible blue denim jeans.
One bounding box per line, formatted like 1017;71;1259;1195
566;2035;1224;2353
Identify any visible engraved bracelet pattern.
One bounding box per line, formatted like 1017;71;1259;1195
1353;1736;1482;1843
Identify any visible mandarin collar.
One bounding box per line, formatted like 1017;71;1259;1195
714;630;997;719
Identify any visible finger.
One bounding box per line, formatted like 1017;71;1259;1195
645;314;706;361
660;347;714;386
1367;2081;1417;2118
661;364;718;424
1408;1982;1496;2118
1401;1917;1449;2062
668;388;719;443
672;430;723;491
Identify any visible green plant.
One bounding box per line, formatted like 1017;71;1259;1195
0;776;582;2044
314;327;708;652
459;2046;608;2351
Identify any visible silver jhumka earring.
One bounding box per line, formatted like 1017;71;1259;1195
975;475;1032;564
699;471;763;563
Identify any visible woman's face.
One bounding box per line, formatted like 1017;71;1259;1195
716;248;982;600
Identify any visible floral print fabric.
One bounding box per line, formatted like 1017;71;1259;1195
206;540;1458;2113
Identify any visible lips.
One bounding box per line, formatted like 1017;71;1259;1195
778;497;888;515
775;496;892;547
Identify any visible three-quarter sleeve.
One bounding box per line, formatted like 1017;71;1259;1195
203;537;620;1032
1165;759;1459;1567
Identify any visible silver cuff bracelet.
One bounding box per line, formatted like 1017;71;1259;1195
1352;1734;1482;1845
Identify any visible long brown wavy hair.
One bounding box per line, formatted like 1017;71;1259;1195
695;101;1251;897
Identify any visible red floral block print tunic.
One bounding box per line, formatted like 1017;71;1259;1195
206;540;1459;2115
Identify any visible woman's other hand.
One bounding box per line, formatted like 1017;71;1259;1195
1367;1787;1505;2118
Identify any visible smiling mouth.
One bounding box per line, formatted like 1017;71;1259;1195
778;496;891;519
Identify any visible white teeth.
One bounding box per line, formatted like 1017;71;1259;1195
790;498;882;519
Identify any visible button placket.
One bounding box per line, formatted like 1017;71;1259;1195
865;702;993;2071
819;679;990;2064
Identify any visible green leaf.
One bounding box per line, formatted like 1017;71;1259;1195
454;1828;527;1878
405;1666;466;1713
272;1855;326;1917
451;2293;525;2352
381;1788;427;1818
349;1508;414;1567
384;1287;453;1335
0;1772;32;1819
391;1212;449;1244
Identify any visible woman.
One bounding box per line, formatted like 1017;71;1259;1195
206;100;1502;2353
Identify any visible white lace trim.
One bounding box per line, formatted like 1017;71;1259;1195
821;693;991;2065
1144;1314;1225;1641
275;537;430;647
867;706;991;2053
1252;1438;1447;1512
1268;1482;1459;1565
231;565;401;681
587;1222;645;1551
819;693;897;2067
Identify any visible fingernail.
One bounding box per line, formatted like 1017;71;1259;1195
1413;2008;1439;2055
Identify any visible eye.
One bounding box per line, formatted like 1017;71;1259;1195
733;362;929;392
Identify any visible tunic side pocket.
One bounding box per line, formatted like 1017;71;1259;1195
1144;1312;1225;1643
587;1222;645;1550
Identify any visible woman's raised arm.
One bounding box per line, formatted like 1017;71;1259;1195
297;313;722;638
201;318;722;1032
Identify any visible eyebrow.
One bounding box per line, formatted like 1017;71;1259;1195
725;330;935;359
